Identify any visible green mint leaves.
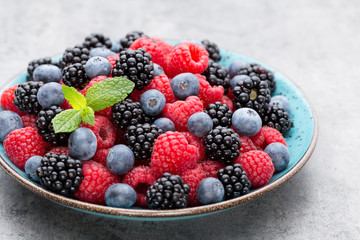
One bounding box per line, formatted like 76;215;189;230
52;77;134;133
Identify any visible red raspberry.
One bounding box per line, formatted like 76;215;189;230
130;74;176;103
93;148;110;166
221;95;234;111
179;132;205;162
152;37;173;56
166;42;209;78
181;165;206;206
0;85;24;115
106;56;118;76
162;96;203;131
60;99;73;110
115;127;126;145
74;160;121;205
21;114;38;129
130;37;167;69
196;74;224;107
239;136;258;154
250;126;287;149
48;146;70;155
79;115;116;149
150;131;198;178
235;150;274;188
199;160;225;178
123;166;156;207
3;127;50;170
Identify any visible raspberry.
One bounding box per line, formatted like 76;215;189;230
130;74;176;103
0;85;24;115
152;37;173;57
179;132;205;162
235;150;274;188
106;56;118;76
199;160;226;178
221;95;234;111
48;146;70;155
93;148;110;166
122;166;156;207
79;115;116;149
196;74;224;107
181;165;206;206
162;96;203;131
166;42;209;78
130;37;167;69
3;127;50;170
74;160;120;204
150;131;198;178
115;127;126;145
250;126;287;149
239;136;258;154
21;114;38;129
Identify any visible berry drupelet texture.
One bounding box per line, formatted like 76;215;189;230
82;33;112;50
36;153;83;197
146;173;190;209
204;126;241;165
125;123;162;161
62;63;90;89
201;39;221;62
111;99;146;130
205;101;233;128
202;60;230;93
217;163;251;199
13;81;44;114
118;31;149;52
27;57;59;81
59;45;90;69
112;48;155;90
261;105;293;134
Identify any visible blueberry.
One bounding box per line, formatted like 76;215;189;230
171;73;200;100
111;41;121;53
232;108;262;136
187;112;213;137
84;56;111;79
264;142;290;171
68;128;97;161
197;177;224;205
153;117;175;133
229;60;246;78
140;89;166;116
89;47;118;58
105;183;136;208
25;155;43;182
153;63;165;76
270;95;291;113
230;75;250;90
107;144;135;175
37;82;65;108
33;64;62;83
0;110;23;142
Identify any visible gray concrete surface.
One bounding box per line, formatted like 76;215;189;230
0;0;359;239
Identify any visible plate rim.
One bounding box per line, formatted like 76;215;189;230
0;55;319;220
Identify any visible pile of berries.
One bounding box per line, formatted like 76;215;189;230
0;32;293;210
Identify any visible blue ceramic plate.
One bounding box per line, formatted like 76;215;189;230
0;47;318;221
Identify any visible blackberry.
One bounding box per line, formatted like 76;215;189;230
13;81;44;114
117;31;148;52
111;99;145;130
204;126;241;165
262;105;293;134
36;153;83;197
125;123;162;160
232;75;271;115
59;45;90;69
217;163;251;199
146;173;190;209
82;33;112;50
201;39;221;62
36;106;69;146
27;57;58;81
202;60;230;93
112;48;155;90
233;63;276;93
62;63;90;89
205;102;233;128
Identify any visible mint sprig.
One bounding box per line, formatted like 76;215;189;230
52;77;134;133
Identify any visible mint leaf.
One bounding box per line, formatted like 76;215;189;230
62;85;87;110
85;77;135;111
52;109;82;133
81;106;95;125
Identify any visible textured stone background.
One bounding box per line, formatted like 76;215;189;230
0;0;359;239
